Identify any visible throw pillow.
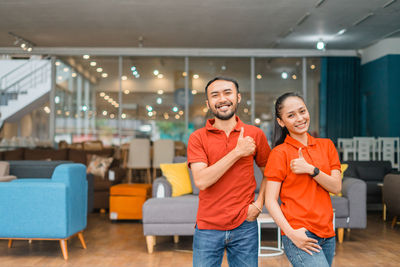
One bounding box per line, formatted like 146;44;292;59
330;164;348;197
86;154;113;179
160;162;192;197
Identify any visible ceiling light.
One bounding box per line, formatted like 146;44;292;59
65;111;70;116
131;66;136;71
146;105;153;112
63;67;69;72
244;108;249;113
203;107;208;113
178;110;184;115
124;90;130;95
104;95;110;100
100;92;105;97
110;114;115;119
157;74;164;79
193;74;199;79
55;96;60;104
148;111;153;117
156;97;162;104
254;118;261;125
57;76;62;80
292;74;297;80
172;106;178;112
82;105;88;111
337;29;347;35
20;43;26;49
108;99;113;103
27;47;33;52
315;0;326;8
221;65;227;70
153;70;159;76
163;113;169;120
281;72;288;79
102;73;108;78
192;89;198;95
182;72;187;77
83;55;90;59
316;40;325;50
55;61;61;66
157;90;164;95
121;113;127;119
72;73;77;77
135;74;140;78
132;71;138;75
44;106;51;114
310;64;316;70
121;75;127;80
90;61;97;66
96;67;103;72
383;0;396;8
9;32;35;52
175;114;180;119
256;74;262;80
115;104;119;108
352;12;374;26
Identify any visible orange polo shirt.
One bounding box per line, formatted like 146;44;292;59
264;133;340;238
187;116;271;230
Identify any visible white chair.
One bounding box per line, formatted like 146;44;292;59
152;139;175;181
378;137;400;171
257;213;284;257
354;137;376;161
127;138;151;184
337;138;355;161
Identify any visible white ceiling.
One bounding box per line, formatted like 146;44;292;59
1;0;400;50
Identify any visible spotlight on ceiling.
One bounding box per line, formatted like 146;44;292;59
9;32;35;52
281;72;288;79
316;40;326;50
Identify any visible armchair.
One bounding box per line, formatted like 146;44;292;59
331;177;367;243
0;163;88;260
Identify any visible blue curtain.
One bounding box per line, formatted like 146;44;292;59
319;57;361;142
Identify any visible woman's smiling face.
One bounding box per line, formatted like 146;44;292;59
276;96;310;136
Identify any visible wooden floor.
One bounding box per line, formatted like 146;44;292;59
1;212;400;267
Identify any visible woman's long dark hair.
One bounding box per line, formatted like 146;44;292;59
273;92;305;148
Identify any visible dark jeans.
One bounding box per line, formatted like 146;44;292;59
282;231;335;267
193;220;258;267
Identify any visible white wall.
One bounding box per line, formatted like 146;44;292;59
360;38;400;65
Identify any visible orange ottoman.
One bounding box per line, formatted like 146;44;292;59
109;184;152;220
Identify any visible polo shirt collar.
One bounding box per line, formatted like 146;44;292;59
206;116;243;132
284;133;316;149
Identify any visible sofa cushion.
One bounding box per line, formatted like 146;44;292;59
8;160;72;178
173;156;200;195
356;166;386;182
331;196;349;218
160;162;192;197
86;155;113;179
93;176;112;191
24;149;68;161
143;195;198;224
4;148;24;160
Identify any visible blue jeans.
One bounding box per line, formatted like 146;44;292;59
193;220;258;267
282;231;335;267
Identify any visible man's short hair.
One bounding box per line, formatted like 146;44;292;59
205;77;240;95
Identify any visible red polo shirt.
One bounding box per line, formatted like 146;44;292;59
264;133;341;238
187;116;271;230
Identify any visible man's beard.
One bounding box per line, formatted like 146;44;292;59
211;101;238;120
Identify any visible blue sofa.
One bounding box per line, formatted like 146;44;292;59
0;163;88;260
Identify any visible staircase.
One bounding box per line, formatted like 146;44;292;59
0;59;51;128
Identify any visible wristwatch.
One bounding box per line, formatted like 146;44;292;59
310;167;320;177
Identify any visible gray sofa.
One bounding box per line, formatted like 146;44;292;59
143;157;367;252
8;160;94;213
343;161;392;210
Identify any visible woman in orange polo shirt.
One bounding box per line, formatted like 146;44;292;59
264;92;341;267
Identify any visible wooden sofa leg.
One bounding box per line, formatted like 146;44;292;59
392;216;398;228
59;239;68;260
146;236;155;254
8;239;12;248
78;231;87;249
337;228;344;243
173;235;179;244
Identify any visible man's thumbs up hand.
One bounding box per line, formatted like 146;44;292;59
234;127;255;157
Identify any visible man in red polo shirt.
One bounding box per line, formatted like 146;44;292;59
188;77;271;267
